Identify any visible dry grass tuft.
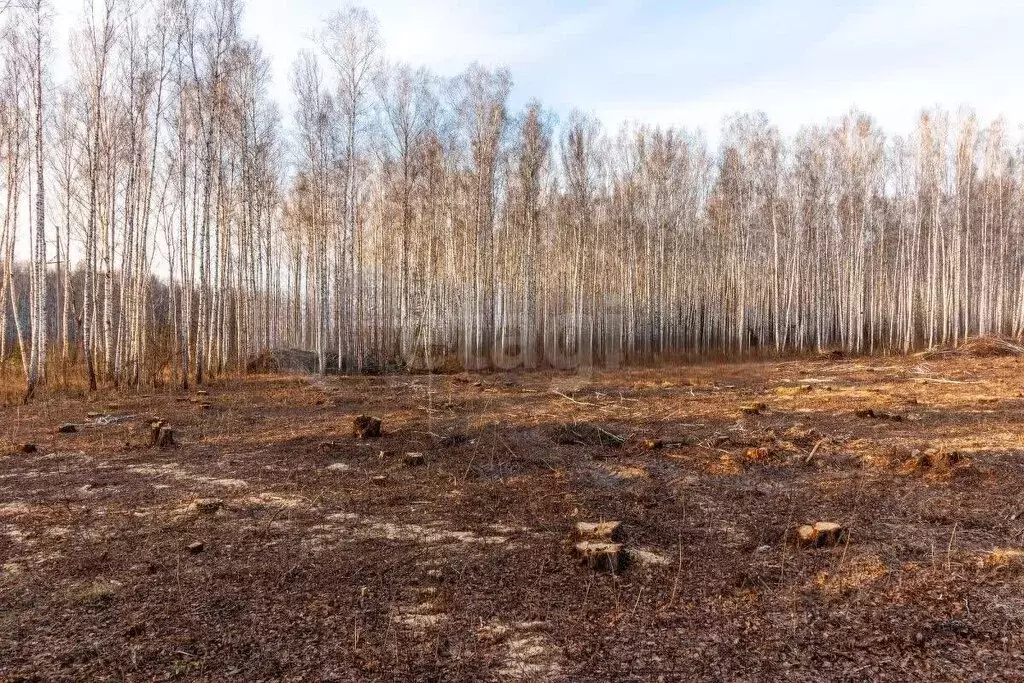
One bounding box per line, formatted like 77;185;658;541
68;579;120;606
977;548;1024;570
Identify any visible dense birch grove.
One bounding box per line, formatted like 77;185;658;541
3;0;1024;392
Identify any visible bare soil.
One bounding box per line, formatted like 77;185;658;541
3;355;1024;681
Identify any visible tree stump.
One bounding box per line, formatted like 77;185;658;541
404;452;426;467
188;541;205;554
796;521;848;548
438;433;469;448
352;415;382;439
575;541;626;571
157;429;177;448
371;475;388;486
193;498;223;514
740;403;767;416
21;444;37;454
745;447;772;462
643;437;696;450
57;424;77;434
922;448;963;468
150;421;176;448
574;521;623;542
902;448;966;473
855;408;903;421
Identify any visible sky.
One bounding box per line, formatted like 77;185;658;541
49;0;1024;140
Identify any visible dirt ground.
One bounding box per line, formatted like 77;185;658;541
3;354;1024;681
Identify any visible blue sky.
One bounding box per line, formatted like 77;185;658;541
53;0;1024;138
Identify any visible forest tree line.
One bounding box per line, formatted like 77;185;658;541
3;0;1024;392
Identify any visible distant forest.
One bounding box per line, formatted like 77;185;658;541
3;0;1024;391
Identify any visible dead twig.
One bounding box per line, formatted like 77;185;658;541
551;390;600;407
804;437;828;464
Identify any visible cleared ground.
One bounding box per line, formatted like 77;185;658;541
3;352;1024;681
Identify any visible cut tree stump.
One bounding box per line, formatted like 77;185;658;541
149;421;177;448
574;521;624;542
404;452;426;467
745;447;772;462
371;475;388;486
438;434;469;448
902;448;965;472
157;429;177;447
187;541;205;554
575;541;626;571
21;444;37;454
740;403;767;416
57;424;77;434
796;521;848;548
193;499;223;514
643;437;696;450
855;408;903;421
352;415;382;439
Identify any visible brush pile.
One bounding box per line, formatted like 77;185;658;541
918;335;1024;360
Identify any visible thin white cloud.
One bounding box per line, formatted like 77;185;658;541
591;0;1024;138
377;0;638;71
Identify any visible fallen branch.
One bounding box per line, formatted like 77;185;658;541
551;390;600;407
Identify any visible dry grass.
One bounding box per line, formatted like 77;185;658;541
3;354;1024;679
